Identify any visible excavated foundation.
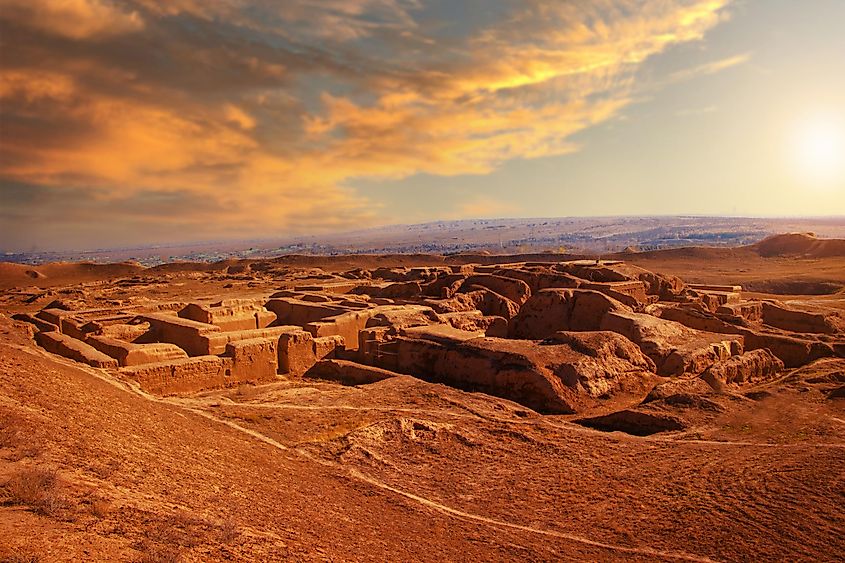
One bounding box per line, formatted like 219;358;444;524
18;259;844;423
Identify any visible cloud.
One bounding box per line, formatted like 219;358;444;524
0;0;144;40
666;53;751;84
0;0;736;250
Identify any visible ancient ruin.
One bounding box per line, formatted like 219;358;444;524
16;259;843;425
2;237;844;561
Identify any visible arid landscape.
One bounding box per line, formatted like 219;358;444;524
0;232;843;562
7;216;845;266
2;0;845;561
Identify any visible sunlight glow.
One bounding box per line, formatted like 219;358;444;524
792;115;845;186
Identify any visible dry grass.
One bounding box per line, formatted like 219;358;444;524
89;497;112;519
218;516;239;544
87;458;122;480
134;511;212;563
0;412;27;448
3;467;69;517
0;555;41;563
134;542;181;563
139;509;214;552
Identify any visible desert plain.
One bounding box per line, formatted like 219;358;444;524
0;233;843;562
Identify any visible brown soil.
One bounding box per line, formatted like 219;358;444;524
5;234;845;295
621;250;845;295
1;245;844;562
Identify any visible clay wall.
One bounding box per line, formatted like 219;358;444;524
225;337;278;382
120;356;231;394
493;269;581;294
277;330;317;376
462;274;532;305
761;301;839;334
139;313;221;356
264;298;350;326
178;301;277;332
35;331;118;369
204;325;305;355
86;334;188;367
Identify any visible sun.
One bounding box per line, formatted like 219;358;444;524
792;115;845;185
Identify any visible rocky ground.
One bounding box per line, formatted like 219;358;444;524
1;237;843;562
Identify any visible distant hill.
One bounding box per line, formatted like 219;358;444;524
750;233;845;258
4;216;845;266
4;232;845;292
0;261;144;289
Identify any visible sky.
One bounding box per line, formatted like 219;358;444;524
1;0;843;252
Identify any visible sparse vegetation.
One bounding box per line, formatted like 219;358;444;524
218;516;239;544
138;509;215;554
88;496;112;519
0;555;41;563
87;458;122;480
3;467;68;517
135;542;182;563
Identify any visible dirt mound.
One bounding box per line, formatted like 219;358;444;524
751;233;845;258
0;261;147;289
742;279;844;295
643;378;716;402
0;262;46;288
37;261;144;278
396;330;657;414
599;310;741;376
616;245;755;261
784;358;845;398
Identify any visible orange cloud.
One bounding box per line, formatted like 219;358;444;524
296;0;732;181
0;0;737;248
0;0;144;40
224;104;258;131
0;69;255;188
